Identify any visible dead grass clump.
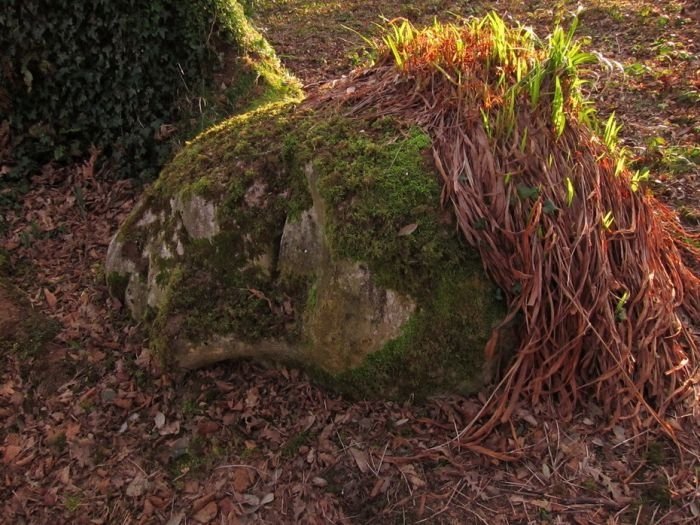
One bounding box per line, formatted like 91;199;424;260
311;13;700;451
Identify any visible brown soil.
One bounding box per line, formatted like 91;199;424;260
0;284;21;340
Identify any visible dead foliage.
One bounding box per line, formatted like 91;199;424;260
310;13;700;451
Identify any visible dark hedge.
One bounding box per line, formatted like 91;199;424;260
0;0;249;179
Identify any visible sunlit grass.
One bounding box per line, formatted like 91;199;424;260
374;13;605;139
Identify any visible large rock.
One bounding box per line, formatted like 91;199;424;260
106;103;508;398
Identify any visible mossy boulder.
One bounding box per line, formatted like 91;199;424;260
106;102;508;399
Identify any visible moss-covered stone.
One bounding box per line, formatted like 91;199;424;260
107;101;508;399
106;272;130;302
292;115;505;398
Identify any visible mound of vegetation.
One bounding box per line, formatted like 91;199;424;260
313;13;700;444
0;0;298;180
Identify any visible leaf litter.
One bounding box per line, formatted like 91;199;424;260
1;1;700;523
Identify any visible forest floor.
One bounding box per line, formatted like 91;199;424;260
1;1;699;523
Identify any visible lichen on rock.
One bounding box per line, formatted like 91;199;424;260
106;101;508;399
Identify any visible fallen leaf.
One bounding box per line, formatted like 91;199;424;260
65;422;81;440
260;426;281;443
88;349;106;363
58;465;71;485
160;420;181;436
241;494;259;507
232;469;252;492
0;382;15;397
43;288;57;308
126;474;148;497
165;512;185;525
70;439;93;468
306;447;316;464
113;397;132;410
154;412;166;430
612;425;626;444
516;409;538;427
192;501;218;523
301;414;316;432
245;388;260;408
142;498;154;518
219;497;235;515
184;480;200;494
215;380;235;393
349;447;370;473
100;388;116;403
192;493;216;512
398;464;425;489
542;463;551;480
370;477;390;498
197;420;219;436
312;477;327;487
398;223;418;236
2;445;21;464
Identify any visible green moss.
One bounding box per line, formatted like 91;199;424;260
155;102;309;204
11;319;60;358
581;478;598;492
47;431;68;451
163;240;310;345
645;441;668;467
115;192;162;244
167;434;230;480
641;478;672;508
295;115;505;398
63;493;82;514
315;272;502;399
175;0;302;138
306;280;318;310
106;272;130;301
223;56;303;115
148;104;313;351
300;116;481;297
181;176;215;199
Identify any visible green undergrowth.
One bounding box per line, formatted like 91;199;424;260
105;272;130;303
176;30;302;139
1;0;300;183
